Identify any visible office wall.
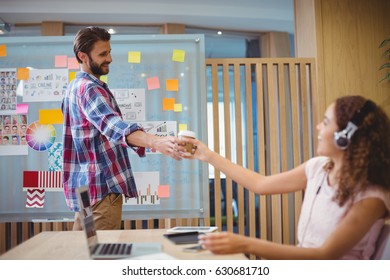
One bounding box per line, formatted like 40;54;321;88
295;0;390;118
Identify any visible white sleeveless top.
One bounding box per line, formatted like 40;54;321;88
297;156;389;259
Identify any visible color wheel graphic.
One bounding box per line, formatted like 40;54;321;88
26;121;56;151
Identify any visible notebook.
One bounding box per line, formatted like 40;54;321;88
76;186;162;259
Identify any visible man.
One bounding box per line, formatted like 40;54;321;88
62;27;184;231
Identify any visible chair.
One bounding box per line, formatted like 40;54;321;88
372;223;390;260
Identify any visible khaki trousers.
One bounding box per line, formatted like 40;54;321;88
73;193;123;231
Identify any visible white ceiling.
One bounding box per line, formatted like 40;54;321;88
0;0;294;34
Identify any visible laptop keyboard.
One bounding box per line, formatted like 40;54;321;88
94;243;133;255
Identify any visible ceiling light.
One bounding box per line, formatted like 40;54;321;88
217;31;222;35
107;28;116;34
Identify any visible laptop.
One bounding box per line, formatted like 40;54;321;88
76;186;163;259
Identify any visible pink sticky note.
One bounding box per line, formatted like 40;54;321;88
16;103;29;115
147;77;160;90
158;185;170;198
55;55;68;68
67;57;79;70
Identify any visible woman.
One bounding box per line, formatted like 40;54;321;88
183;95;390;259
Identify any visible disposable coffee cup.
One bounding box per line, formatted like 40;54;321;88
178;130;196;153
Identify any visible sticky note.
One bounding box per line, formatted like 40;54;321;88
179;124;187;131
158;185;170;198
166;79;178;91
55;55;67;67
163;98;175;111
67;57;79;70
69;71;77;82
17;68;30;80
147;77;160;90
0;45;6;57
128;51;141;63
174;103;182;112
172;49;185;62
100;75;108;83
39;109;63;124
16;104;29;115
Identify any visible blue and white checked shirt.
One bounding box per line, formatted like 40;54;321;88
62;71;145;212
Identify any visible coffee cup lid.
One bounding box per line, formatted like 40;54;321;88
178;130;196;138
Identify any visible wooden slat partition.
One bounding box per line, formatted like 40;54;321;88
205;58;317;256
0;57;316;257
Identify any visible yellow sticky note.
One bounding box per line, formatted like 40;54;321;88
100;75;108;83
179;124;187;131
17;68;30;80
173;103;182;112
172;49;185;62
128;51;141;63
55;55;67;68
158;185;170;198
166;79;178;91
69;71;77;82
0;45;6;57
39;109;63;124
163;98;175;111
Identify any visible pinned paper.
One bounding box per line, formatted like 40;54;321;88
174;103;182;112
23;170;63;190
16;103;29;115
39;109;63;124
172;49;185;62
55;55;67;67
162;98;175;111
100;75;108;83
158;185;170;198
128;51;141;63
166;79;178;91
17;68;30;80
67;57;79;70
147;76;160;90
0;44;6;57
179;124;188;131
26;189;45;208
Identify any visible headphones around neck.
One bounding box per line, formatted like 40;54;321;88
334;100;375;150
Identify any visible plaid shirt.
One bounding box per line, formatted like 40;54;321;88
62;72;145;212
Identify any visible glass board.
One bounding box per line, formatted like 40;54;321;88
0;34;208;222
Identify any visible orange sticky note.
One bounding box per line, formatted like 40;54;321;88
128;51;141;63
147;77;160;90
39;109;63;124
166;79;178;91
174;103;182;112
0;45;6;57
17;68;30;80
55;55;67;67
158;185;170;198
68;57;79;70
172;49;185;62
163;98;175;111
179;124;187;131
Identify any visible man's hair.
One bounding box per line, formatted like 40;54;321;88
73;26;111;63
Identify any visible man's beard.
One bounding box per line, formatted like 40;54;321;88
87;55;109;76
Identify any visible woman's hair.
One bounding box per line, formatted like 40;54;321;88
332;95;390;206
73;26;111;63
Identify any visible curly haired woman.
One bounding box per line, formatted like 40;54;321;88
183;95;390;259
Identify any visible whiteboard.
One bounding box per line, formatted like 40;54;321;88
0;34;208;222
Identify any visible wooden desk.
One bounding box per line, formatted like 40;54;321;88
0;229;247;260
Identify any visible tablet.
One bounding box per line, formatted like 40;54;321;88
167;226;218;233
163;231;200;244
